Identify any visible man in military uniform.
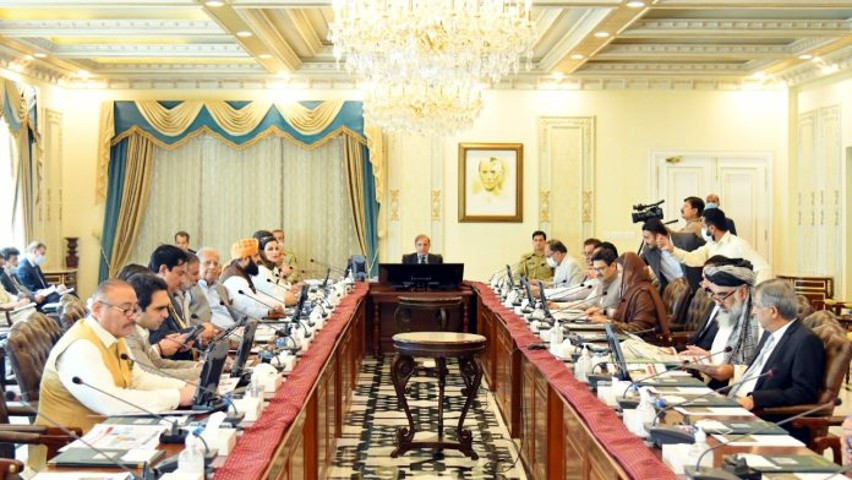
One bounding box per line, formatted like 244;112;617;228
515;230;554;282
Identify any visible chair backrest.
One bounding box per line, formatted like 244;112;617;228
802;310;852;406
661;278;691;331
5;311;64;402
58;297;88;331
681;287;715;332
394;296;464;332
796;294;816;320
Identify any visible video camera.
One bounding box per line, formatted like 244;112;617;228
631;199;664;223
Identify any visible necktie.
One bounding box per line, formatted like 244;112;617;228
728;334;774;398
419;255;426;264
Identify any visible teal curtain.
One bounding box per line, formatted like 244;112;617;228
98;139;129;281
362;146;380;276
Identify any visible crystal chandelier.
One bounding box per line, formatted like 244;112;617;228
329;0;534;134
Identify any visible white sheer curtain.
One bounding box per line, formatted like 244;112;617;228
0;119;24;248
127;135;360;275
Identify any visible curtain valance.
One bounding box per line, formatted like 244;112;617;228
96;100;378;203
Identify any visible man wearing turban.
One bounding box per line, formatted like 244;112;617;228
221;238;285;319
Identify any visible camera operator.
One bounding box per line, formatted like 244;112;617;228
679;196;705;236
640;218;704;293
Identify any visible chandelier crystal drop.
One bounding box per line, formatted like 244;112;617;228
329;0;535;134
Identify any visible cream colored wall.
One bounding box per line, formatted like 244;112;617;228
388;88;790;283
22;81;792;297
794;72;852;298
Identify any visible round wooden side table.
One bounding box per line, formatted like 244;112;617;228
389;331;486;460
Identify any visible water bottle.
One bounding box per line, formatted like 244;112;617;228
178;433;205;476
686;426;713;470
633;387;656;438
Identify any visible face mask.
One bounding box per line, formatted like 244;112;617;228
34;255;45;266
546;256;558;268
244;260;259;277
705;202;718;209
702;227;713;241
4;265;14;275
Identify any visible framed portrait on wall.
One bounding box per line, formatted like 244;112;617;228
458;142;523;222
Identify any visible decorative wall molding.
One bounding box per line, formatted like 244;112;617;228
539;190;550;223
538;116;595;251
431;190;442;222
0;19;226;37
389;189;400;222
624;19;851;37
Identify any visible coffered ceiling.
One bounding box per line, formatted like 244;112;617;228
0;0;850;89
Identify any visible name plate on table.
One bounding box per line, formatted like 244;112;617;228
640;376;706;387
49;448;164;469
693;419;787;435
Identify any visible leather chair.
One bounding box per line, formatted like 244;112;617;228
661;287;714;349
0;392;78;462
57;296;87;331
756;310;852;462
796;294;816;320
661;278;691;331
5;311;64;403
394;296;464;333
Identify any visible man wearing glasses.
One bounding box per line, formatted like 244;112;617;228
681;258;761;390
31;279;196;467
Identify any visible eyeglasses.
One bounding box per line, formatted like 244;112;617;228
705;288;737;302
101;301;141;317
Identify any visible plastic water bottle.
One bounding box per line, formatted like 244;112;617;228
178;433;205;476
549;321;563;357
633;387;656;438
574;345;591;382
686;426;713;469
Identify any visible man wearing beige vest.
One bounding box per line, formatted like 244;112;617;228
31;279;196;469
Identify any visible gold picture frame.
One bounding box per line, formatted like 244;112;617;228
458;142;523;222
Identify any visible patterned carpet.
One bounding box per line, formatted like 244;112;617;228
329;356;526;479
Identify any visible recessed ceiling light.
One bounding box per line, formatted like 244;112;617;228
570;53;585;60
77;69;90;78
236;30;253;38
626;1;645;7
33;52;47;58
552;72;565;80
277;71;290;79
798;53;814;60
205;0;224;6
750;72;766;80
258;53;272;59
594;31;610;38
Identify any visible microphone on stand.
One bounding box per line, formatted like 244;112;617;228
309;258;346;274
114;355;243;423
651;361;768;426
546;282;594;299
686;396;839;480
5;392;155;479
68;377;188;444
236;290;284;319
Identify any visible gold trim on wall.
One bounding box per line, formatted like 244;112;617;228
539;190;550;223
431;190;442;221
390;189;400;221
582;190;593;223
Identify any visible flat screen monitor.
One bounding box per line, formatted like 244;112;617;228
378;263;464;290
606;323;631;382
192;340;230;410
520;275;535;305
230;319;258;378
293;283;310;321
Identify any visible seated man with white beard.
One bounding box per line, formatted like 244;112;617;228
680;257;761;390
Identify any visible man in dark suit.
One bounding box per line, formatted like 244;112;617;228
147;244;195;361
401;234;443;264
640;218;705;292
16;241;64;309
730;279;825;441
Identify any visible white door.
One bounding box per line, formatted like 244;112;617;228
651;152;773;261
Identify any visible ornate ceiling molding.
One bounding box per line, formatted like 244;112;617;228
0;19;226;37
623;18;851;38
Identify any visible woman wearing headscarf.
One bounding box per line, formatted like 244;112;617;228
589;252;669;339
